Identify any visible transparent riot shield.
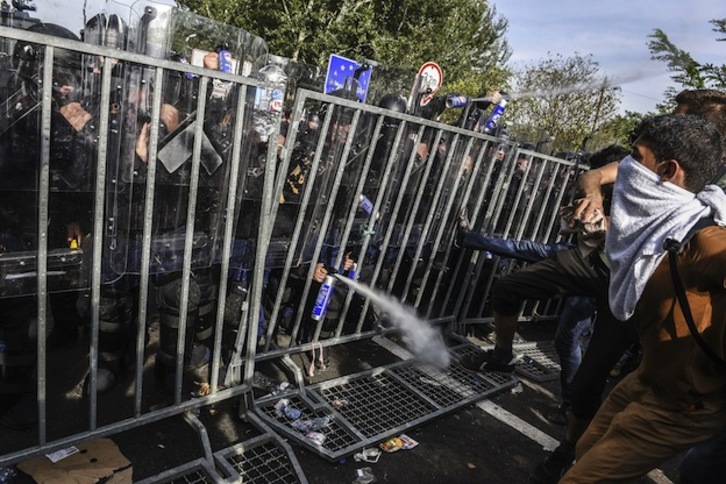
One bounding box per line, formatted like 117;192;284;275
103;2;267;279
0;22;97;297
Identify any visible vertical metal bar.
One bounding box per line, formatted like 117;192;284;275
88;56;114;429
513;155;546;241
210;84;248;393
35;45;54;445
242;84;282;388
402;133;462;305
174;76;209;405
452;140;501;322
485;148;519;235
134;66;164;415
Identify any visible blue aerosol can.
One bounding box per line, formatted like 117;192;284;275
445;95;470;109
482;98;507;134
217;43;233;74
358;194;374;215
311;269;337;321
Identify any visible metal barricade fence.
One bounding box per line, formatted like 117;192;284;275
0;25;583;475
0;25;274;467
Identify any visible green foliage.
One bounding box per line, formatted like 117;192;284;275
598;111;645;148
175;0;512;102
647;18;726;108
506;53;621;152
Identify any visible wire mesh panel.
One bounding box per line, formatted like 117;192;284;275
390;352;516;408
253;347;515;462
513;341;561;382
316;372;435;438
135;459;223;484
256;394;362;456
215;437;307;484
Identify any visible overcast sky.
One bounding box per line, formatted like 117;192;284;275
494;0;724;113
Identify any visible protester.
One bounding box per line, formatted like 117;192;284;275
529;89;726;482
560;113;726;482
458;145;629;428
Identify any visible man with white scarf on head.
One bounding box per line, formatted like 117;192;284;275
561;114;726;482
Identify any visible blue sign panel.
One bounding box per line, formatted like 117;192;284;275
324;54;372;103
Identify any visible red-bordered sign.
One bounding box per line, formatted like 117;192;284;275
418;62;443;106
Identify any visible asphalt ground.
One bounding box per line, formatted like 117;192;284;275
2;320;682;483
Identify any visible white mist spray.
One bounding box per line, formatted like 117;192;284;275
335;275;451;368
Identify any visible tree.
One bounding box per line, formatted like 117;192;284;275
506;53;620;152
175;0;511;102
647;18;726;109
598;111;644;148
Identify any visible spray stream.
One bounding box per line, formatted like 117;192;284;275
334;275;451;368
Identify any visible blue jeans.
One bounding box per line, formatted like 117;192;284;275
680;429;726;483
554;296;595;406
460;231;573;263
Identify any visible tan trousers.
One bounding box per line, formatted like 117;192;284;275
560;372;726;483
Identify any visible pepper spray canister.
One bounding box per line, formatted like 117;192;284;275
311;271;337;321
217;43;233;74
347;262;358;280
358;194;374;215
445;95;470;109
482;98;507;134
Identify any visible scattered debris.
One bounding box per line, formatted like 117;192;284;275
352;466;377;484
379;437;404;453
305;431;326;446
354;448;382;464
274;399;302;420
398;434;419;450
331;398;349;409
292;416;332;433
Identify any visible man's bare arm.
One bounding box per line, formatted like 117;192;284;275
572;161;619;223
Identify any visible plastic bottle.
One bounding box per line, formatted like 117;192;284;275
254;63;288;142
210;42;235;100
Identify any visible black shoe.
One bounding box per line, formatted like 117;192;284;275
529;442;575;483
545;403;570;426
460;349;516;374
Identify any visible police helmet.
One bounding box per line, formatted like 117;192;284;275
13;22;80;70
378;93;407;113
